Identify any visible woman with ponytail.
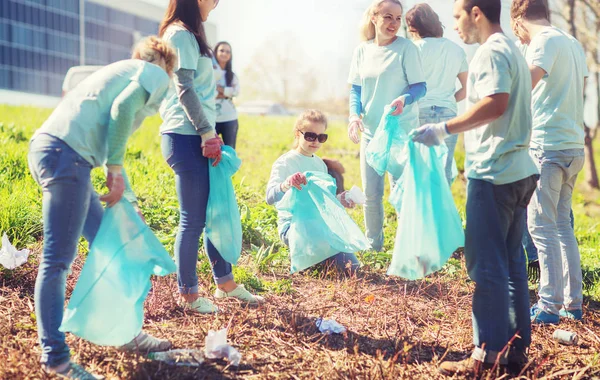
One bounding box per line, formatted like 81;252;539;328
347;0;427;251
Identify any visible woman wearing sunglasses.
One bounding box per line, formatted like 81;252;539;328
348;0;426;252
159;0;263;315
266;110;360;274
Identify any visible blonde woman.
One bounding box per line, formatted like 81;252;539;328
406;3;468;185
28;37;176;379
348;0;427;251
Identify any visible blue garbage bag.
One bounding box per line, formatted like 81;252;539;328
277;171;370;273
366;106;413;178
388;140;464;280
60;200;176;346
206;146;242;265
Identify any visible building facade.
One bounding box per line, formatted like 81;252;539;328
0;0;216;103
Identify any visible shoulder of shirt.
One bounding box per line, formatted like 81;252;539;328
274;150;298;164
163;24;194;41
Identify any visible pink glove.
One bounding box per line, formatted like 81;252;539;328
99;167;125;207
202;136;223;166
281;172;307;191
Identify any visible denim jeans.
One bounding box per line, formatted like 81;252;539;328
28;134;104;367
161;133;233;294
465;176;537;363
419;106;458;186
215;119;239;149
360;136;387;252
280;228;360;273
522;209;574;263
528;148;585;314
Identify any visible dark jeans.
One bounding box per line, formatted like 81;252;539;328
161;133;233;293
465;175;538;363
216;119;239;149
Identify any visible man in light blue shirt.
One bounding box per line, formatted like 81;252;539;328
412;0;538;375
511;0;588;324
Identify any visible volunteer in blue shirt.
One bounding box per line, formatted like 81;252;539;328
159;0;263;314
412;0;539;374
347;0;427;251
406;3;468;185
28;37;176;379
511;0;588;324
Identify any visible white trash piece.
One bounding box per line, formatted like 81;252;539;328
0;233;30;270
345;185;366;205
205;328;241;366
316;318;347;335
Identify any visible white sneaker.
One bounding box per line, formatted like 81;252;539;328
214;284;265;304
118;332;172;353
180;297;219;314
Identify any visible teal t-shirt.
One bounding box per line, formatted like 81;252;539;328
414;37;468;114
35;59;170;168
464;33;538;185
348;37;425;139
525;26;589;151
160;25;216;135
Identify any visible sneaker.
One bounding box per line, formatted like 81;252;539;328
507;350;529;374
530;304;560;324
559;308;583;321
180;297;219;314
45;362;101;380
118;332;172;354
439;357;494;376
215;284;264;304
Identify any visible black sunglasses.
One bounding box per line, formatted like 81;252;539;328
299;131;328;143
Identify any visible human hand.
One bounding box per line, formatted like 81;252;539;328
201;134;223;166
282;172;307;191
348;116;364;144
389;96;406;116
99;166;125;207
410;122;449;147
337;191;355;209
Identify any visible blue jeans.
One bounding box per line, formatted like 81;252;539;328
528;148;585;314
360;136;387;252
465;176;537;363
280;228;360;273
419;106;458;186
215;119;239;149
522;209;574;263
161;133;233;294
28;134;104;367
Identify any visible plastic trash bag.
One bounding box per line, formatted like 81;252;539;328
366;106;413;178
278;171;370;273
60;200;176;346
316;318;347;334
206;145;242;265
0;233;30;270
205;328;241;366
388;140;464;280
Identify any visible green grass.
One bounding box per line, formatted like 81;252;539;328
1;104;599;299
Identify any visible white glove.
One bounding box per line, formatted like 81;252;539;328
411;122;450;147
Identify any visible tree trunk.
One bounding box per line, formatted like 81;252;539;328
584;125;599;188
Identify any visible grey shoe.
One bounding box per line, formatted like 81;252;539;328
45;362;102;380
118;332;172;354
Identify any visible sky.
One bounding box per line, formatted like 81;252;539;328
147;0;597;124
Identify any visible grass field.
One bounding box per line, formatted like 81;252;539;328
1;104;599;379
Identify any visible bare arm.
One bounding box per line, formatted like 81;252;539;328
446;93;509;134
454;71;468;102
529;65;546;89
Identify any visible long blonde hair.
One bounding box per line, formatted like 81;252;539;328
360;0;404;41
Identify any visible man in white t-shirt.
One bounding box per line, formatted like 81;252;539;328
511;0;588;325
412;0;538;375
